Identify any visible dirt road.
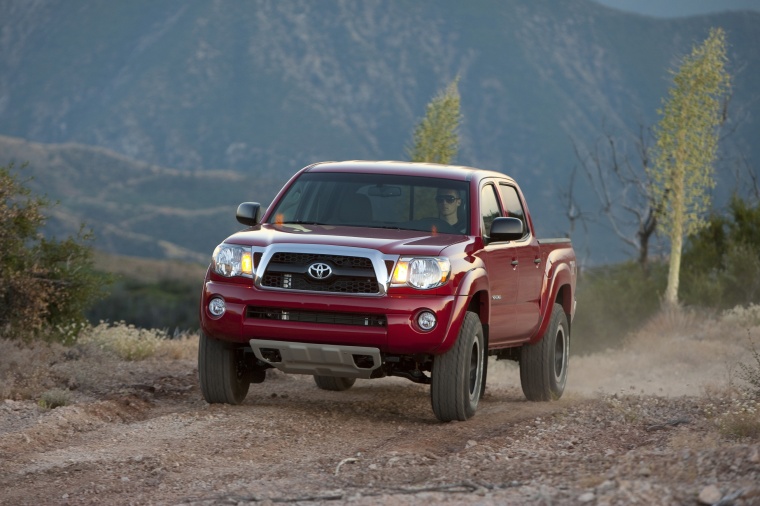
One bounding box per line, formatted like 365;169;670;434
1;310;760;505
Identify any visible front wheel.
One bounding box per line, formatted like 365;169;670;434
520;303;569;401
198;332;250;404
313;376;356;391
431;311;485;422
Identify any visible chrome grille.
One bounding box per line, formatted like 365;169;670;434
260;252;380;294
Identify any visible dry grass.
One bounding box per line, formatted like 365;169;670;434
1;323;198;401
78;322;198;361
0;339;68;400
154;333;199;360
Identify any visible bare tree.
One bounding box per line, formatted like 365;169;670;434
569;124;663;270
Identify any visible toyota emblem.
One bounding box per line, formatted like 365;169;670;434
307;262;332;280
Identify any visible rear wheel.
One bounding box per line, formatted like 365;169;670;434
198;332;250;404
313;376;357;391
431;311;485;422
520;303;569;401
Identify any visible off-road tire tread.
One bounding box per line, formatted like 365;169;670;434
520;304;568;401
198;332;250;404
431;312;484;422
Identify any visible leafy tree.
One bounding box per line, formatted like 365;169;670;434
0;163;108;342
681;195;760;309
648;28;731;307
407;77;462;164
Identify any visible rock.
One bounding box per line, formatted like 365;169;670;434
578;492;595;503
749;447;760;464
698;485;721;505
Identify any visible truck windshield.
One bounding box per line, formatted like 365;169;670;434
267;172;470;235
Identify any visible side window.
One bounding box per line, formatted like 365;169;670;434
499;184;527;236
480;184;502;238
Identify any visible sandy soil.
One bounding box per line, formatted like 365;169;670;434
1;310;759;505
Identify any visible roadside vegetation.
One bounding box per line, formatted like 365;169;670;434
574;194;760;355
0;163;109;343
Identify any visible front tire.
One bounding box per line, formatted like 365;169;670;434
198;332;250;404
313;376;356;391
520;303;569;401
431;311;485;422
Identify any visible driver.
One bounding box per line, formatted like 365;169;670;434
436;188;465;232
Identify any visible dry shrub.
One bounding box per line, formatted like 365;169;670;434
719;305;760;399
628;305;703;342
721;304;760;328
0;339;67;400
154;333;199;360
79;322;163;361
78;322;198;361
709;394;760;439
38;388;71;409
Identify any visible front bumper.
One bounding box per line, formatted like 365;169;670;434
200;280;466;355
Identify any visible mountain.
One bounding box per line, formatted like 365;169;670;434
0;135;287;262
1;0;758;263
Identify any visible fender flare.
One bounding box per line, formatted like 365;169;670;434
434;267;489;354
527;262;574;345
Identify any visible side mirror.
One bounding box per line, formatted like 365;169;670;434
236;202;262;226
490;217;524;242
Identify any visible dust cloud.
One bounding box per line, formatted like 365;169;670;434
487;308;759;398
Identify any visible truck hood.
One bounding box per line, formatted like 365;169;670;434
223;224;469;257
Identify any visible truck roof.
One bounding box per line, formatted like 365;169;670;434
304;160;514;183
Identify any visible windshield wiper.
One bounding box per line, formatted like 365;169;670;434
278;220;327;226
369;224;403;230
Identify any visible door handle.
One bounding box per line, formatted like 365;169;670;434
534;258;541;264
511;260;519;266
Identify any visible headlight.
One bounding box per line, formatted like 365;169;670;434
391;257;451;289
212;244;253;278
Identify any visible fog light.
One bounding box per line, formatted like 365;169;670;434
209;297;226;317
417;311;437;331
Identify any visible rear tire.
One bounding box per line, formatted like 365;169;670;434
520;303;569;401
313;376;356;391
431;311;485;422
198;332;250;404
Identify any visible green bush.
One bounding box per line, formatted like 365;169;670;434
681;195;760;309
0;163;109;342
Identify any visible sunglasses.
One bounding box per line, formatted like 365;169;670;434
435;195;459;204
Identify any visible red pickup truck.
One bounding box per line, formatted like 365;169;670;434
199;161;577;421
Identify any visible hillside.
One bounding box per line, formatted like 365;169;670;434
1;1;759;261
1;135;286;262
